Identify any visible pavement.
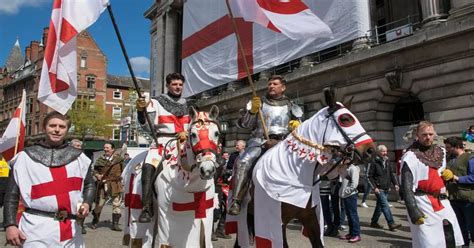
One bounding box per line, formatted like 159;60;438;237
0;197;413;247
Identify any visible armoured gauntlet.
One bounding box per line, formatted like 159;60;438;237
250;96;261;114
441;169;454;181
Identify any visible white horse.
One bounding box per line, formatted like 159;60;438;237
234;88;376;247
122;106;221;248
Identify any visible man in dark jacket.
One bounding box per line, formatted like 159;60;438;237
368;144;402;231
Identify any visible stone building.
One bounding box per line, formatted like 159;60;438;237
146;0;474;162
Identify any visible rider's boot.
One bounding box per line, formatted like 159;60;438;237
228;161;250;215
138;163;155;223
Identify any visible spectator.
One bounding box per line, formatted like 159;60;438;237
226;140;246;170
320;176;336;236
123;153;132;165
359;163;371;208
70;139;83;149
443;137;474;247
368;145;402;231
339;163;361;243
0;155;8;208
91;142;124;231
462;125;474;143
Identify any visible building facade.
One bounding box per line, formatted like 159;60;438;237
145;0;474;161
0;29;151;150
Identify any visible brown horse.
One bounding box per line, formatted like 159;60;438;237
246;87;375;247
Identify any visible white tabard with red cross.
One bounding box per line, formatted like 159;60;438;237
121;151;154;248
143;97;190;175
11;151;90;248
401;149;464;248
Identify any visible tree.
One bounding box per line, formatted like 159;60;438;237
68;98;114;142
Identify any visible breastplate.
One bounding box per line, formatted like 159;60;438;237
253;103;291;137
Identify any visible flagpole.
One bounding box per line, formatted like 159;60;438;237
106;4;159;147
224;0;270;141
13;91;25;156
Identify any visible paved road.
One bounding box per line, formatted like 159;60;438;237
0;197;413;247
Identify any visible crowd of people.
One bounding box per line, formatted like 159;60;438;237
1;72;473;248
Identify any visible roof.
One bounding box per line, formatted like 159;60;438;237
107;74;150;90
5;39;23;72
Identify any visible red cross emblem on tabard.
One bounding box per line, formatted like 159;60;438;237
158;115;191;133
417;167;445;212
182;16;254;79
30;166;83;242
125;173;142;226
172;192;214;219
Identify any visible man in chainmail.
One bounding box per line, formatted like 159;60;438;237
400;121;464;247
4;111;95;247
228;75;303;215
135;72;189;223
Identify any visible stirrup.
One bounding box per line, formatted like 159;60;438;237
228;201;241;215
138;209;152;223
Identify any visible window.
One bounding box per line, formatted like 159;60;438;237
28;98;33;113
80;57;87;68
36;100;40;112
113;128;120;140
113;107;122;120
86;75;96;89
113;90;122;99
35;121;39;135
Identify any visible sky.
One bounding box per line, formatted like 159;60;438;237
0;0;153;79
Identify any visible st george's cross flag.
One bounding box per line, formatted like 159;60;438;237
38;0;109;114
230;0;332;40
0;90;26;161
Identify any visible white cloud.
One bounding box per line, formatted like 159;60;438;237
0;0;50;14
130;56;150;74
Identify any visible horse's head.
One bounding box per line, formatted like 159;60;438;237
188;105;221;180
321;87;375;165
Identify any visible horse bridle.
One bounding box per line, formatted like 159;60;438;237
324;105;368;163
312;106;368;185
186;118;222;171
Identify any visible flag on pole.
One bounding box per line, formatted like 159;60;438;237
38;0;109;114
230;0;332;40
0;90;26;161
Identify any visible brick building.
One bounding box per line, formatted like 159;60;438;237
0;28;150;151
106;75;150;146
0;29;107;145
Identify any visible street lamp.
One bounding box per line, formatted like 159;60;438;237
219;121;229;134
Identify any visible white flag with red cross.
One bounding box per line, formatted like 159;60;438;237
0;90;26;161
181;0;370;97
38;0;109;114
230;0;333;40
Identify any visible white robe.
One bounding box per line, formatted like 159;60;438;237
12;151;90;248
401;149;464;248
121;151;154;248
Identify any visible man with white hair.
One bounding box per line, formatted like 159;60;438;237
368;144;402;231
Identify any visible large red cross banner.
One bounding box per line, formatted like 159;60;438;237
38;0;109;114
181;0;370;97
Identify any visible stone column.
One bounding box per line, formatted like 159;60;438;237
163;8;179;81
155;15;165;95
449;0;474;19
419;0;450;25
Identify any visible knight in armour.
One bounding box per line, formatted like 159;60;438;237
228;75;303;215
4;111;95;247
135;72;190;223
